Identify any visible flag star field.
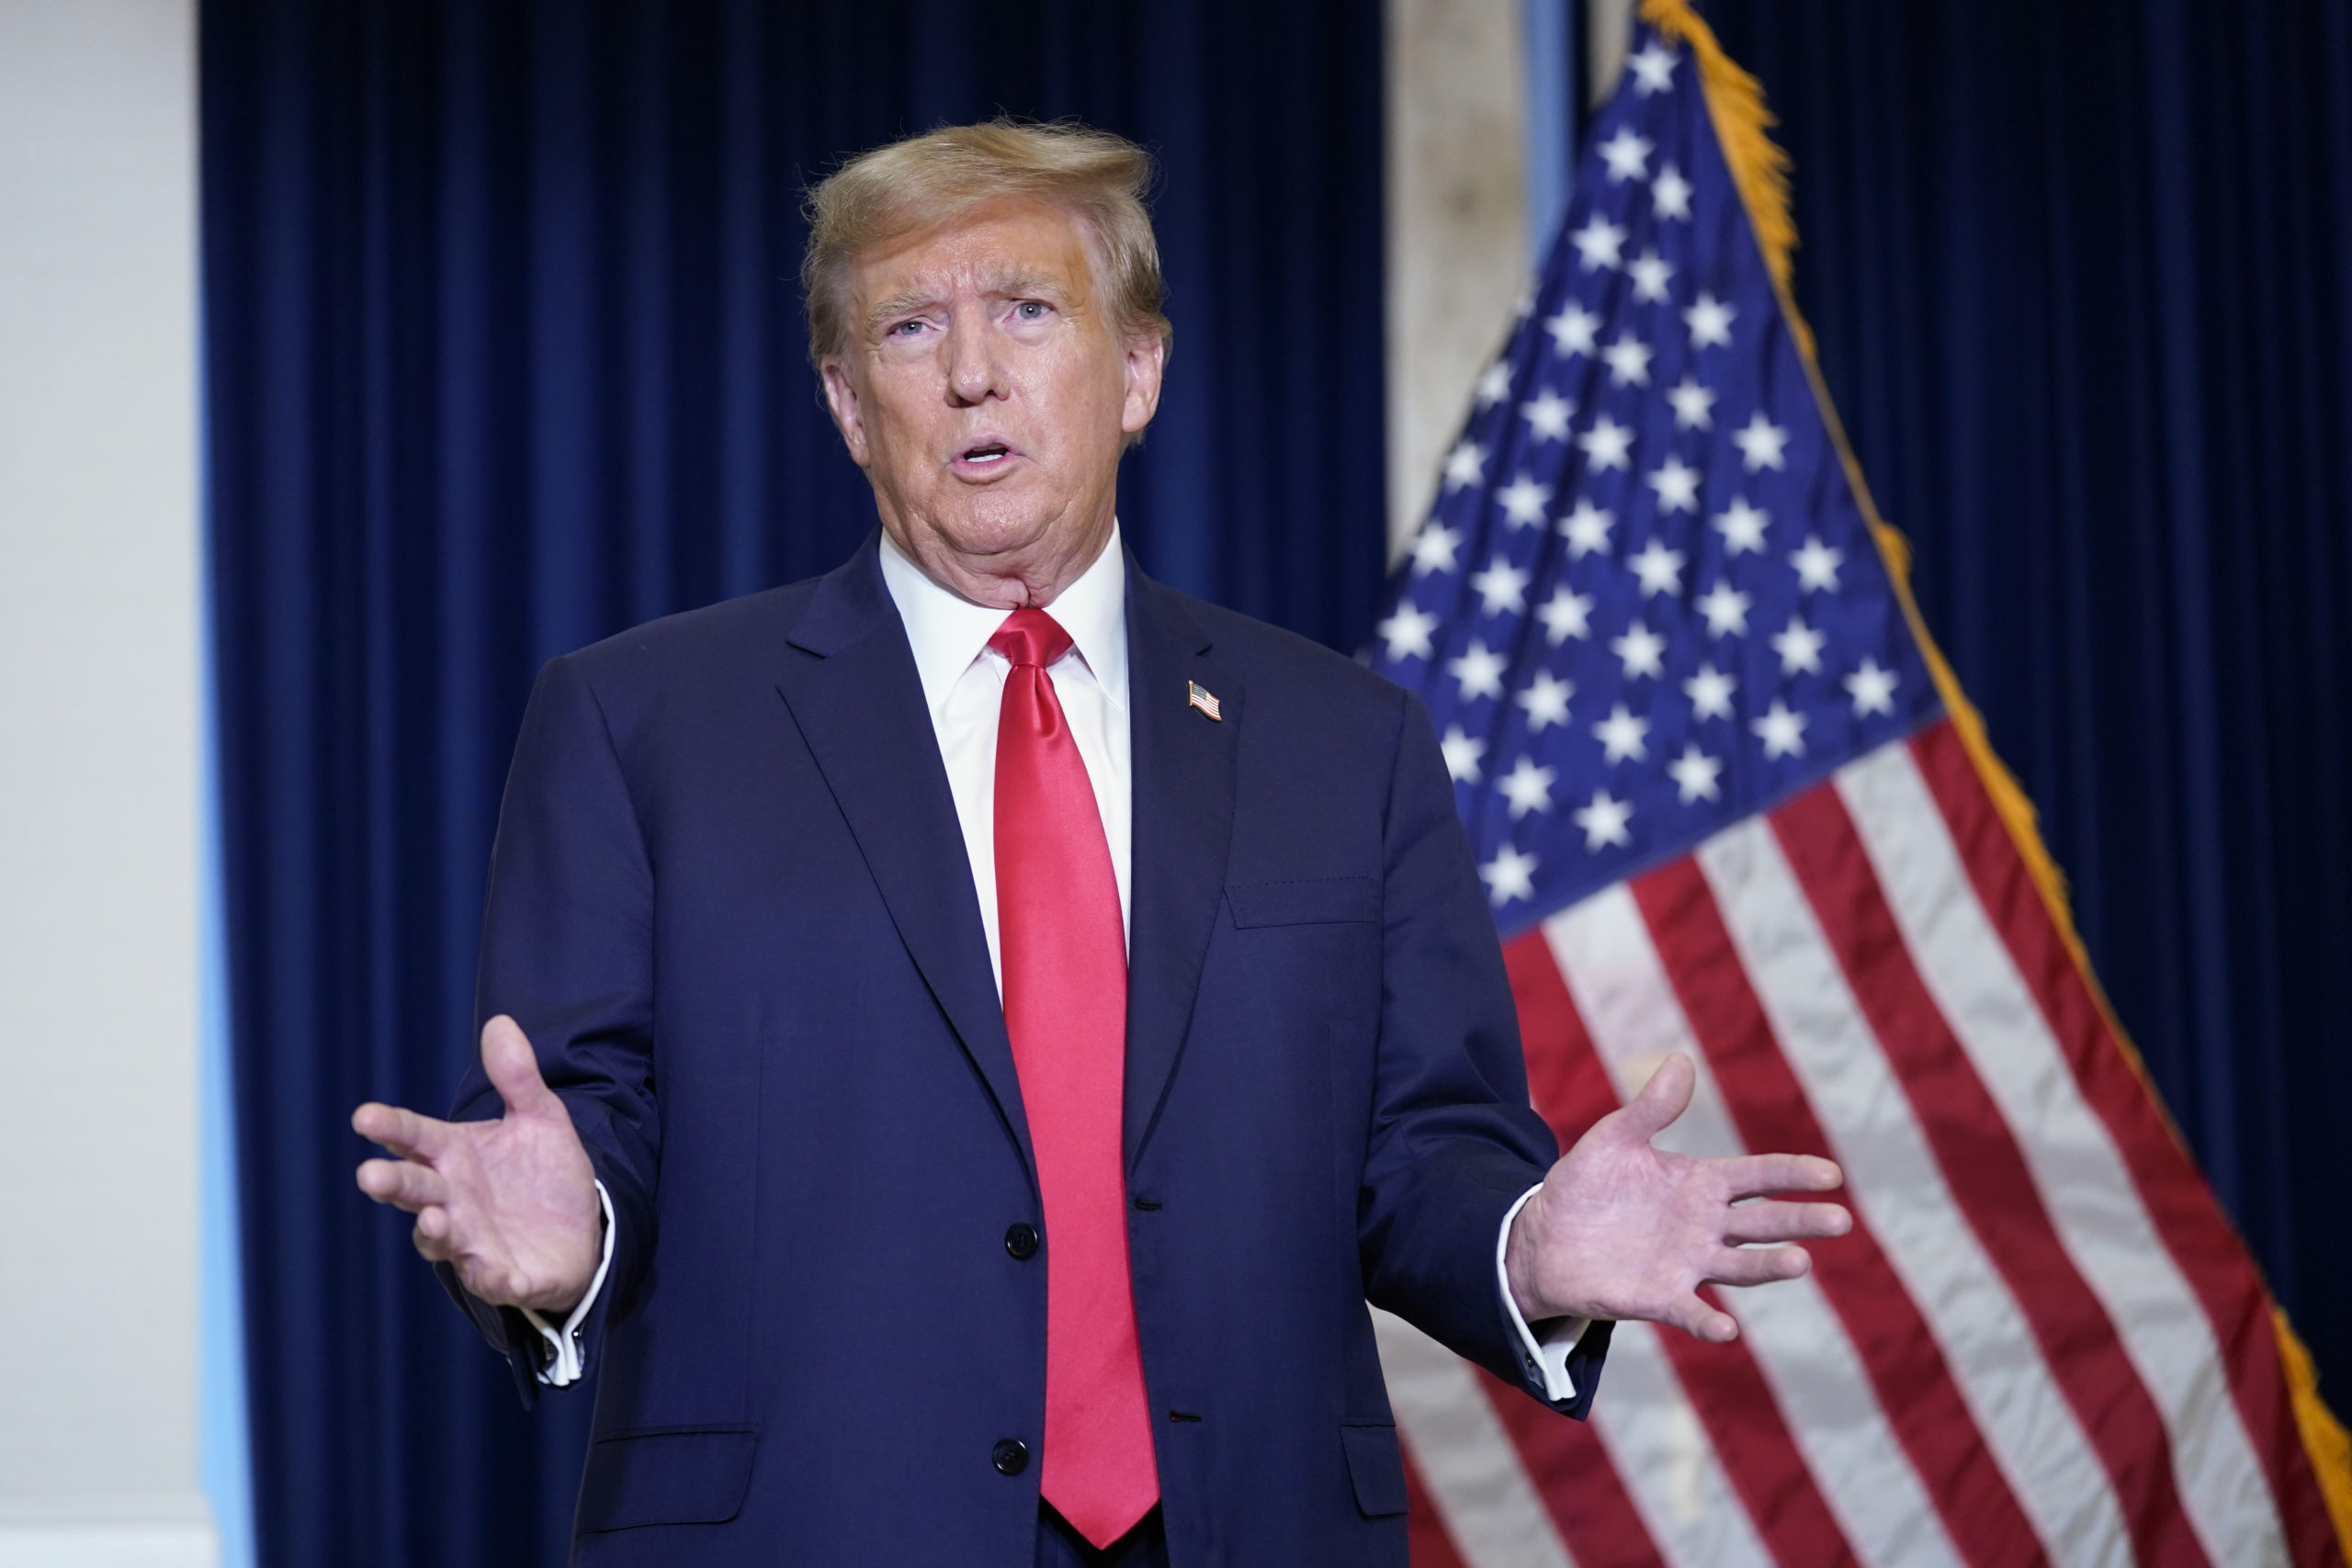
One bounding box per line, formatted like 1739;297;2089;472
1370;33;1939;930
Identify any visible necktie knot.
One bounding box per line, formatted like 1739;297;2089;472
989;607;1074;671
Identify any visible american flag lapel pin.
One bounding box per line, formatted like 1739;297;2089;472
1187;681;1222;721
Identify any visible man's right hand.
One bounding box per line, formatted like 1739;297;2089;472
353;1015;603;1314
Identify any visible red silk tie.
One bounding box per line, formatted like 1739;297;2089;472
989;608;1159;1547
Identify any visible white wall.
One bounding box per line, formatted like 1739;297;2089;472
0;2;214;1563
1587;0;1634;107
1382;0;1638;558
1384;0;1530;558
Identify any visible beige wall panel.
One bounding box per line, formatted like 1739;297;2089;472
1385;0;1530;558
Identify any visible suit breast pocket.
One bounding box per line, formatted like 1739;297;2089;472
1226;876;1380;929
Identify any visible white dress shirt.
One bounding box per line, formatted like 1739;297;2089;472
878;524;1132;986
529;525;1583;1401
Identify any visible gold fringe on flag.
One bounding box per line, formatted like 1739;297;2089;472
1635;0;2352;1552
2282;1307;2352;1554
1638;0;1805;358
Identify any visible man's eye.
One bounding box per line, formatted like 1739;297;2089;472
1015;301;1046;321
889;320;925;336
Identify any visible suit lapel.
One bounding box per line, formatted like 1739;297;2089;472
773;536;1035;1181
1122;564;1240;1170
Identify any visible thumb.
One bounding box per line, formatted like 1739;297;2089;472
481;1015;560;1121
1617;1051;1696;1143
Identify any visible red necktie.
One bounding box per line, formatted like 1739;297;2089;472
989;608;1158;1548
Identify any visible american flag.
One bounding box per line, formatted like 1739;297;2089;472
1368;16;2350;1567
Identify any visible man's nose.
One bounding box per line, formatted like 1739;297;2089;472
944;310;1007;405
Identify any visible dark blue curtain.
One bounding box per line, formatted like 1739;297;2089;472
200;4;1384;1563
1701;0;2352;1404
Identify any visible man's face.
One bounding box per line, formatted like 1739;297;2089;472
820;198;1164;607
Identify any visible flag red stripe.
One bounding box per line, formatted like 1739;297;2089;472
1401;1449;1475;1568
1649;1326;1864;1568
1770;780;2211;1567
1506;926;1860;1568
1505;927;1620;1145
1477;1364;1670;1568
1631;855;2049;1568
1907;722;2347;1568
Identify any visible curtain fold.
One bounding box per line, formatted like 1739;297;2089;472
200;5;1383;1563
1706;0;2352;1405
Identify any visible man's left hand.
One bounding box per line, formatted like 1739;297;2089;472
1504;1051;1850;1343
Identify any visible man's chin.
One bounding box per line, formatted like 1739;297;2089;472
881;497;1113;605
916;497;1071;562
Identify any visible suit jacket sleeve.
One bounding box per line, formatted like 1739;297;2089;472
435;652;661;1408
1355;687;1611;1416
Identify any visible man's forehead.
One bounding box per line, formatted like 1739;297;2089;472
854;200;1097;301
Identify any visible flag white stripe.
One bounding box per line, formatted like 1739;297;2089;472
1545;888;1966;1568
1837;744;2292;1567
1696;816;2136;1566
1373;1309;1578;1568
1585;1321;1777;1568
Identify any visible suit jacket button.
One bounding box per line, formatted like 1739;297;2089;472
1004;1222;1040;1260
992;1438;1030;1476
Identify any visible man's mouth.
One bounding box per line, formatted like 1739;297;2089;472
950;440;1019;477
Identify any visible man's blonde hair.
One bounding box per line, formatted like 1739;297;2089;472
800;118;1173;368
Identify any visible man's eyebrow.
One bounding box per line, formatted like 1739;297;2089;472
864;290;938;329
862;271;1071;333
989;270;1063;299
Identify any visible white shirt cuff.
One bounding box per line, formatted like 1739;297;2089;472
519;1179;615;1387
1498;1184;1590;1404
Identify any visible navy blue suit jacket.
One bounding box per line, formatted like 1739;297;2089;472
443;536;1609;1565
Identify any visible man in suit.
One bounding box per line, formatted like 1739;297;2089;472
353;120;1848;1566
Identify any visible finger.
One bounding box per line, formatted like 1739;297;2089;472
441;1241;531;1307
413;1200;481;1258
481;1014;560;1122
1703;1243;1814;1290
411;1211;538;1308
1720;1151;1844;1200
1724;1199;1853;1246
351;1101;450;1163
1657;1293;1740;1343
1614;1052;1696;1143
356;1157;449;1213
412;1213;456;1269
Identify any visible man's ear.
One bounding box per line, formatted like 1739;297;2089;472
1119;332;1167;439
820;355;873;468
